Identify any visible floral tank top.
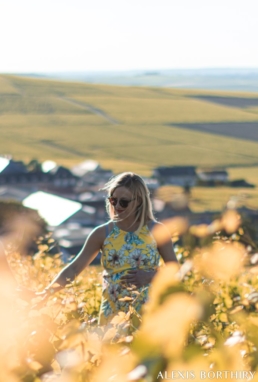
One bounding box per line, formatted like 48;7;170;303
98;221;160;325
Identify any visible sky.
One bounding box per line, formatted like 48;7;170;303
0;0;258;73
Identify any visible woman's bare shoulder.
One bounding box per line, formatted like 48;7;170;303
91;221;113;240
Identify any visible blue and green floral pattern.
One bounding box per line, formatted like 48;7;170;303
99;222;160;325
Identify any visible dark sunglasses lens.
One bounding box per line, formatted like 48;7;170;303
119;199;130;208
108;197;131;208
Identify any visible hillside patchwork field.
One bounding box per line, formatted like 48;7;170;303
1;74;258;210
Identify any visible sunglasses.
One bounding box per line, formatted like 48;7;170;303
108;197;135;209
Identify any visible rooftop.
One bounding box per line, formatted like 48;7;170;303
23;191;82;226
154;166;197;176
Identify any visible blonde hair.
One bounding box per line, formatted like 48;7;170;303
102;172;155;232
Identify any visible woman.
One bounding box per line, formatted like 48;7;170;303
40;172;178;324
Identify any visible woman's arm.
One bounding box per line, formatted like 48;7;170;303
153;222;178;264
42;225;105;295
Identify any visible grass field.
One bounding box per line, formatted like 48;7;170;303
1;74;258;210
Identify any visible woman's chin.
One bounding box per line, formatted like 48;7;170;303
115;210;125;216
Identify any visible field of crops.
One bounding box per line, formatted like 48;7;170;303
1;74;258;211
2;211;258;381
1;74;258;172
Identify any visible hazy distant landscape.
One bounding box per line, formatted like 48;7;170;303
1;73;258;211
1;73;258;172
19;68;258;93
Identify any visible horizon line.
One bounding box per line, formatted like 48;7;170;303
1;67;258;75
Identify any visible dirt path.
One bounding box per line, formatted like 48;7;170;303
39;139;86;157
60;97;120;125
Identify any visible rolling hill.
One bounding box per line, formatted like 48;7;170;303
1;74;258;211
1;74;258;174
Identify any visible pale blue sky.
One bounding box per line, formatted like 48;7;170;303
0;0;257;72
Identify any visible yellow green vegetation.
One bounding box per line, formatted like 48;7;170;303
190;186;258;212
157;183;258;212
0;75;20;94
228;166;258;187
1;74;258;211
156;166;258;211
1;74;258;172
71;94;258;124
2;213;258;381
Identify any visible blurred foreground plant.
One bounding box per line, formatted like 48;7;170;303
0;208;258;381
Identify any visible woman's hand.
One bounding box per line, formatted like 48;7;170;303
120;269;157;288
30;289;52;310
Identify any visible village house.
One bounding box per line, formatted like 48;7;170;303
72;160;114;192
0;156;28;175
22;191;100;228
142;177;160;194
153;166;197;187
0;156;78;192
0;186;32;202
22;191;102;259
40;160;79;196
196;168;229;185
1;155;257;261
76;191;108;224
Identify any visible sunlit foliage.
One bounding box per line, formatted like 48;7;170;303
0;209;258;381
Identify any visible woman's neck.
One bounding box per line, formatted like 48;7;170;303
114;216;140;232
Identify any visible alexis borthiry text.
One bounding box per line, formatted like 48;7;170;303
156;370;256;380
